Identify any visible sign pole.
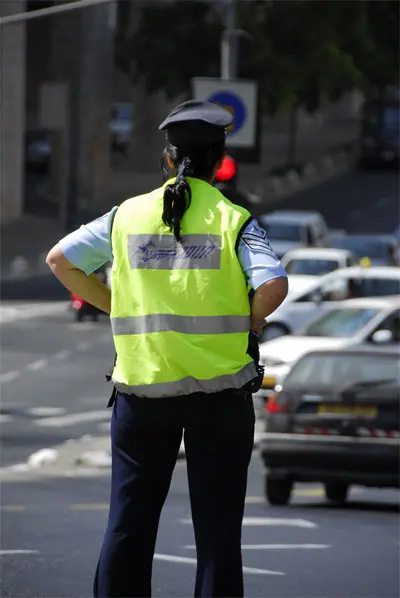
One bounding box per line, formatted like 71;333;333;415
220;0;237;81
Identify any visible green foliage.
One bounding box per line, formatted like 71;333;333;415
116;0;399;115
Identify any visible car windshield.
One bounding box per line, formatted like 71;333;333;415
285;353;400;390
285;258;339;276
332;236;388;258
262;222;302;241
299;308;380;338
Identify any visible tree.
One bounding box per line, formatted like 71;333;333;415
115;0;399;165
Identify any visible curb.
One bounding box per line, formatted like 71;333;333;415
0;421;266;480
250;142;358;207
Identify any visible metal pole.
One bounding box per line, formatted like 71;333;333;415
221;0;237;80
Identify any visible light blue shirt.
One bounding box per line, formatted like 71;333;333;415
59;207;286;290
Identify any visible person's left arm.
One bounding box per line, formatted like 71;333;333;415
46;209;117;314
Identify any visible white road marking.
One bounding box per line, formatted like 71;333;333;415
0;301;68;324
184;544;329;551
0;550;39;556
77;341;91;351
0;371;20;384
0;414;13;423
35;410;110;427
181;517;317;529
242;517;317;528
53;350;72;360
26;407;66;417
26;359;48;372
154;554;284;576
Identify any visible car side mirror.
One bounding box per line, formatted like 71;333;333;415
311;291;323;304
371;329;393;344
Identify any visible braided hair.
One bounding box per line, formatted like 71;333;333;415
160;141;225;243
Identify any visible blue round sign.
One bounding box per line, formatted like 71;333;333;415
208;91;246;136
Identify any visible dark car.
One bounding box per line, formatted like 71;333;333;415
260;346;400;506
331;234;400;267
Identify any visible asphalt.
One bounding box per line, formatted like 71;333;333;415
1;459;399;598
0;166;399;597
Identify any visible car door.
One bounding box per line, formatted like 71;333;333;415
274;274;350;332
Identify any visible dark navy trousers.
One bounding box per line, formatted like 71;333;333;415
93;389;255;598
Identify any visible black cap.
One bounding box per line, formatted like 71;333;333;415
159;100;234;148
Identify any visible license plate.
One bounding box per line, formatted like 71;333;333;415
318;404;377;417
262;376;276;389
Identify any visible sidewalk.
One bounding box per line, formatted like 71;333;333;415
1;117;359;284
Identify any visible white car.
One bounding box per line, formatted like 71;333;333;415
261;265;400;341
281;247;358;294
257;210;330;259
258;296;400;393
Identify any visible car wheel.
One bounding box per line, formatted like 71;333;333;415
261;323;290;342
91;313;99;322
324;482;349;504
265;474;293;506
75;310;84;322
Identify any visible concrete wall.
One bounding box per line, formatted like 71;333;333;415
0;0;26;225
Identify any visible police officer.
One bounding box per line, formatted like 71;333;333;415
46;100;288;598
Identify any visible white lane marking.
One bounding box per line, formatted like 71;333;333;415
0;301;68;324
77;341;91;351
26;407;66;417
242;517;317;528
0;414;13;423
0;371;20;384
181;517;317;529
0;550;39;556
26;359;48;372
53;349;72;361
153;554;284;576
184;544;329;551
35;410;110;427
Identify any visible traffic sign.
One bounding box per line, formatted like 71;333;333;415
192;78;258;151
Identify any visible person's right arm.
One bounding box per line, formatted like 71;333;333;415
237;219;288;335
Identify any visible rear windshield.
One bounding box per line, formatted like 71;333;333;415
285;353;400;389
332;237;388;258
285;258;339;276
261;222;302;242
299;308;379;338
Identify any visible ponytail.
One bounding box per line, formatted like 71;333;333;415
160;139;225;242
162;157;192;243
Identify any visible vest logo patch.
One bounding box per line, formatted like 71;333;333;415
128;234;222;270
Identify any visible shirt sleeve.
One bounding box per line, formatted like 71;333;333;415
237;219;287;290
58;206;117;275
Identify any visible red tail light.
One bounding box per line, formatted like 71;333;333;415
266;393;288;414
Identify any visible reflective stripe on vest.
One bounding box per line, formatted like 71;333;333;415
112;361;257;398
111;314;251;336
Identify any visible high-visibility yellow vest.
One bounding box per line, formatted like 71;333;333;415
110;176;256;398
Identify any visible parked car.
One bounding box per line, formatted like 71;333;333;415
281;247;358;295
260;346;400;506
257;210;330;259
359;86;399;169
258;296;400;394
331;234;400;266
261;265;400;341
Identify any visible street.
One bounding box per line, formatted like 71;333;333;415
1;167;399;597
1;462;399;598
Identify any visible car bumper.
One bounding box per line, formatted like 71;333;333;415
260;432;400;487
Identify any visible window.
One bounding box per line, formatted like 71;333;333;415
298;308;380;338
374;310;400;343
262;222;302;242
285;353;399;390
285;258;339;276
332;236;388;259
